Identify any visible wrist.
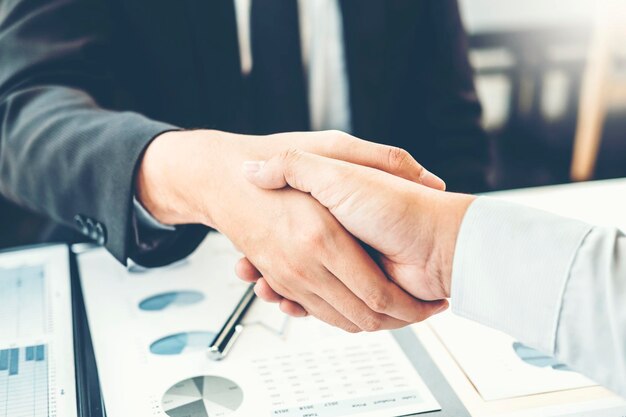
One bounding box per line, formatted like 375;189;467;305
431;192;476;297
135;130;223;227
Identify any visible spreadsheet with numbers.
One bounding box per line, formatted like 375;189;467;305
251;330;441;417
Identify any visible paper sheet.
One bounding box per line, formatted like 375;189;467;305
229;318;440;417
429;311;595;401
78;234;251;416
79;233;440;417
0;246;77;417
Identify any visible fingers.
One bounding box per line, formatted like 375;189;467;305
253;278;283;303
279;298;308;317
252;268;445;329
259;264;411;331
435;299;450;315
243;150;347;203
283;131;445;189
235;257;262;282
298;293;361;333
311;266;412;331
245;271;309;318
244;149;442;216
369;143;444;190
239;259;355;326
262;272;445;327
324;231;448;323
243;147;443;199
238;259;309;316
242;151;301;191
236;211;445;328
247;273;308;317
257;275;446;325
236;259;299;312
419;168;447;190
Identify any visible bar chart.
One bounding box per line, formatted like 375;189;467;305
0;344;49;417
0;266;46;339
0;246;77;417
0;266;53;417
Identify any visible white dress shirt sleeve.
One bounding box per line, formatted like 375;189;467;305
451;197;626;397
130;197;182;261
133;197;175;232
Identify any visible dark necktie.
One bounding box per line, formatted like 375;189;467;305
249;0;310;133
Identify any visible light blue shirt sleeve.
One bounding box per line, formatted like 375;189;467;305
556;225;626;394
451;197;626;397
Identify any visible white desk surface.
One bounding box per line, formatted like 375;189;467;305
484;178;626;231
459;0;593;33
413;178;626;417
80;178;626;417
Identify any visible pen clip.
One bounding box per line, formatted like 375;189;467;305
207;284;255;361
208;324;244;361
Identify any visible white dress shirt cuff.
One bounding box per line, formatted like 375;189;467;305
133;197;176;232
450;197;592;354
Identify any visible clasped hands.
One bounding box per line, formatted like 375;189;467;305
236;148;475;332
138;129;475;333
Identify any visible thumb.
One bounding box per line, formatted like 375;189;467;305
242;160;286;190
242;149;338;196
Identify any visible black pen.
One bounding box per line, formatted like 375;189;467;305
208;284;256;361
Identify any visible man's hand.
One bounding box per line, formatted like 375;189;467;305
136;130;447;332
238;149;475;317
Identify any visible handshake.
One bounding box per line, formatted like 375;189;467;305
139;129;476;333
234;137;477;332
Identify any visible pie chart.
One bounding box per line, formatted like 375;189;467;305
139;291;204;311
150;332;216;355
513;342;571;371
162;376;243;417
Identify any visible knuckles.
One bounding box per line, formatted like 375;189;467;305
385;146;419;177
364;289;391;313
343;324;362;334
324;130;355;149
358;313;384;332
296;222;330;253
277;148;304;168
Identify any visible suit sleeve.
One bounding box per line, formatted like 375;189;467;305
416;0;490;193
0;0;206;264
451;197;626;397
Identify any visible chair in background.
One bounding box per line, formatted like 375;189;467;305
571;0;626;181
469;25;590;189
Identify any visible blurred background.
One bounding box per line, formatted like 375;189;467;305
2;0;626;249
460;0;626;188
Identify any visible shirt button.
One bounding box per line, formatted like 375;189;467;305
74;215;89;236
85;218;95;233
86;221;97;240
95;223;107;246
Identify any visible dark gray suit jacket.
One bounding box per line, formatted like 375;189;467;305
0;0;488;266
